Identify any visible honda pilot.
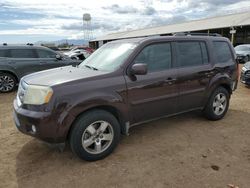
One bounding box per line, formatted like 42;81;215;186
13;36;238;161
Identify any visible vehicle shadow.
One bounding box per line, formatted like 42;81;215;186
15;109;250;188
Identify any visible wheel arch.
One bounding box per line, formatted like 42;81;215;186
66;104;127;140
0;70;19;82
203;76;232;108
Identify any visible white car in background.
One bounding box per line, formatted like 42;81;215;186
64;49;91;60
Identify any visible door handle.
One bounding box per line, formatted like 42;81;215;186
164;78;177;84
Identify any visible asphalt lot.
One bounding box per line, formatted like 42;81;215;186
0;80;250;188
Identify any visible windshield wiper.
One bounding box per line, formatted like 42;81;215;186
84;65;98;71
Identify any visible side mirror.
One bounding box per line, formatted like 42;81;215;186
131;63;147;75
56;54;62;60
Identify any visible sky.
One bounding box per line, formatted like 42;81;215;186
0;0;250;44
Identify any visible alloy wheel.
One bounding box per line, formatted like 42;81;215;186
212;93;227;116
0;75;15;92
81;120;114;154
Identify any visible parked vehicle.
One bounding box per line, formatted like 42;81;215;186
69;46;94;53
235;44;250;63
0;44;82;92
14;36;238;161
240;61;250;85
64;49;91;60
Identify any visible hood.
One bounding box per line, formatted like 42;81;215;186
236;51;248;56
23;66;107;86
244;61;250;69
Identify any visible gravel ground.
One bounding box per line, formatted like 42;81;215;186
0;80;250;188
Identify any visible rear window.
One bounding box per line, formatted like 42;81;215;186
176;41;207;67
213;41;233;63
0;49;8;57
9;49;36;58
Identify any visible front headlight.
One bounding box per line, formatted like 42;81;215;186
23;85;53;105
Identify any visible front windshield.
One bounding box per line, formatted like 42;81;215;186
79;42;137;72
235;45;250;51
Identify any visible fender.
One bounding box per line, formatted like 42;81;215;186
55;92;129;140
0;64;20;81
202;73;232;107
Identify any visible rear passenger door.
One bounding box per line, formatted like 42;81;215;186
8;49;40;78
174;41;213;112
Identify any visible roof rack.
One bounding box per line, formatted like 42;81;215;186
3;43;7;46
26;43;34;46
173;32;222;37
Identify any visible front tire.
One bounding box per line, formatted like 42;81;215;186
69;110;121;161
203;87;230;120
0;72;17;93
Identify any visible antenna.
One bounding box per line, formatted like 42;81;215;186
83;13;93;41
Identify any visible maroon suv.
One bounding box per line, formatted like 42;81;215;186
13;36;238;161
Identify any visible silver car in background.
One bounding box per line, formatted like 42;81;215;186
235;44;250;63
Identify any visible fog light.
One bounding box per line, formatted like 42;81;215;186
31;125;37;133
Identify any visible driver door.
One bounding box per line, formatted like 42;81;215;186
35;49;65;70
125;42;178;124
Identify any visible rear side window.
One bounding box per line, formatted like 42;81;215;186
134;43;172;72
176;41;206;67
0;49;8;57
213;41;233;63
36;49;56;58
9;49;36;58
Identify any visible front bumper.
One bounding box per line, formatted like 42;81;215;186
240;72;250;85
13;99;68;143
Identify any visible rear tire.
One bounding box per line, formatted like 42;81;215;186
0;72;17;93
203;87;230;120
69;110;121;161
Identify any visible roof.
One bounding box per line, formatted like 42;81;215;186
109;35;228;44
0;45;53;51
91;11;250;42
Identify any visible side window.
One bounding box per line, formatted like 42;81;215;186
36;49;56;58
176;42;203;67
9;49;36;58
133;43;172;72
213;41;233;63
0;49;8;57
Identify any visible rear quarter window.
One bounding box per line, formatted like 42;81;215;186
213;41;233;63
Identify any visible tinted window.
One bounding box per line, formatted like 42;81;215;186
134;43;172;72
36;49;56;58
213;41;233;63
9;49;36;58
0;49;8;57
176;42;203;67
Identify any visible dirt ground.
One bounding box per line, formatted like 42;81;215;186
0;81;250;188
